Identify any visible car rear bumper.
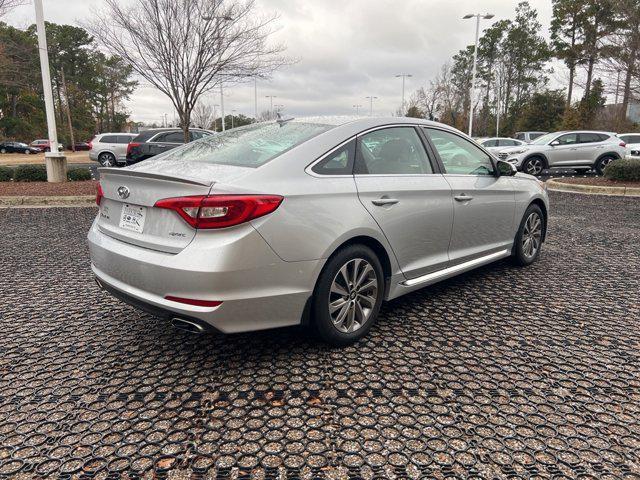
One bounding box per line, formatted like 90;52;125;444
88;218;324;334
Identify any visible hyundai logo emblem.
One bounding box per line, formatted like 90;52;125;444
117;186;130;199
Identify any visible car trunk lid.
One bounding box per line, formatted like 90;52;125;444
97;168;213;254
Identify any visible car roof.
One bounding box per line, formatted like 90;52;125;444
97;132;137;136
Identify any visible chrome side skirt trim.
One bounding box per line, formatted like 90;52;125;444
401;249;511;287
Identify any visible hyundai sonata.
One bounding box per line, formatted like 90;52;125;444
89;117;549;345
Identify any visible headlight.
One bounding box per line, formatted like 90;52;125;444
511;149;528;155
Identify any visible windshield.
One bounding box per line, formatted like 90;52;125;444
531;133;558;145
152;122;333;168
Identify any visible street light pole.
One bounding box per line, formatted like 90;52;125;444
265;96;276;118
365;96;378;116
220;85;226;132
35;0;66;182
254;78;258;120
231;109;236;129
395;74;412;115
463;13;494;137
353;104;362;115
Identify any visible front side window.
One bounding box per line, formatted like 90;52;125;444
620;134;640;144
556;133;578;145
156;132;185;143
426;128;495;176
355;127;432;175
137;122;333;168
515;133;525;140
500;139;519;146
482;139;498;147
312;140;355;175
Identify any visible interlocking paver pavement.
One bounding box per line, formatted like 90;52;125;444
0;191;639;479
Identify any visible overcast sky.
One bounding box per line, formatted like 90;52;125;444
10;0;554;124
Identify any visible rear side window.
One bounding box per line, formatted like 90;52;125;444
482;139;498;147
579;133;604;143
147;122;333;168
515;133;525;140
620;134;640;143
100;135;118;143
355;127;433;175
155;132;184;143
312;140;355;175
116;135;134;144
529;133;545;140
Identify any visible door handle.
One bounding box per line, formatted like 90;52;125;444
372;198;399;206
454;194;473;202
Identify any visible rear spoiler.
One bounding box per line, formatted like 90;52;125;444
98;167;213;187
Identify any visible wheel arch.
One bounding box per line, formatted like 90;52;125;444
528;198;548;242
595;151;621;163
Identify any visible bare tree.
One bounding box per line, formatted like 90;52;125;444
191;102;216;129
87;0;288;142
0;0;26;17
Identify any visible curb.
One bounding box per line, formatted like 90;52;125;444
546;179;640;197
0;195;95;207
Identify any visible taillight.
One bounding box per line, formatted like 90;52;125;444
154;194;283;229
88;141;93;150
96;182;104;206
165;296;222;307
619;141;627;147
127;142;140;156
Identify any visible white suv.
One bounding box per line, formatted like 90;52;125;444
497;131;627;176
89;133;138;167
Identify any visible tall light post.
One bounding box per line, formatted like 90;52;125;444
254;78;258;119
365;96;378;117
35;0;66;182
395;74;412;116
463;13;494;137
231;109;236;129
220;85;226;131
212;104;219;131
265;95;276;118
353;104;362;115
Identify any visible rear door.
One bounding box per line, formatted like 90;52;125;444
424;127;515;264
114;135;134;160
97;169;212;253
149;131;184;157
354;126;453;279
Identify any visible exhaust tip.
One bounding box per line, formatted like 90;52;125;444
171;317;207;334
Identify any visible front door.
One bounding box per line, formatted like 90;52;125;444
424;127;516;264
548;133;581;166
354;126;454;279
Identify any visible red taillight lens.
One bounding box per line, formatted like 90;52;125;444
127;142;140;155
88;141;93;150
154;194;283;229
620;141;627;147
165;296;222;307
96;182;104;206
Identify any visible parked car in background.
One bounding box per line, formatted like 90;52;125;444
89;133;139;167
30;139;63;152
0;141;41;154
617;133;640;159
476;137;527;154
125;128;214;164
89;117;549;345
68;141;91;151
498;131;626;175
514;131;548;143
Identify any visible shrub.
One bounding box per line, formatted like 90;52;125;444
605;159;640;181
67;168;92;181
0;166;13;182
13;164;47;182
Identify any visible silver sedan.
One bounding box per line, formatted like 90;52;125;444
88;117;549;345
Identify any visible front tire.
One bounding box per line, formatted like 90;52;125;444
595;155;616;176
513;204;544;266
98;152;116;167
0;148;6;154
312;245;384;346
522;156;545;176
24;149;30;155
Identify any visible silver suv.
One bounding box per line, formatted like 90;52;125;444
90;133;138;167
498;131;626;176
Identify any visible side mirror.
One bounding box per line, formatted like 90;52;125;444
550;140;560;147
497;160;517;176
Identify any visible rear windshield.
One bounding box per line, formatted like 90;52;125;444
153;122;333;168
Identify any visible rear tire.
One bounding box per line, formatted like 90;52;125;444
522;156;545;176
595;155;616;176
24;149;30;155
312;245;384;346
513;204;544;266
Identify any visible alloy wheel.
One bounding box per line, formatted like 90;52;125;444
522;212;542;259
328;258;378;334
599;157;614;172
99;153;115;167
525;158;543;176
